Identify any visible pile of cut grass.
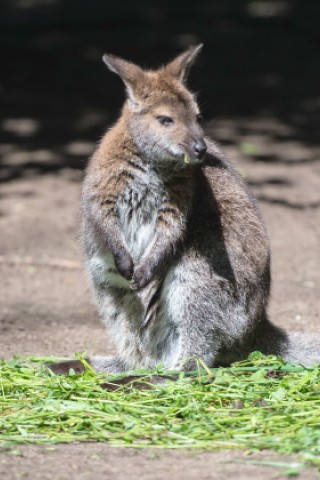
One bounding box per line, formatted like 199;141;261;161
1;353;320;467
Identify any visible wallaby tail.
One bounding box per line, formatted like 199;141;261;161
281;331;320;367
254;314;320;367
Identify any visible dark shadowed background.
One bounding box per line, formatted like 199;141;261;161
1;0;320;182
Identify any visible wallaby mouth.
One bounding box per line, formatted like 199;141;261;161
182;151;206;165
180;139;207;165
182;153;203;165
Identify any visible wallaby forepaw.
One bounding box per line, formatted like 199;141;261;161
114;249;134;280
133;263;154;290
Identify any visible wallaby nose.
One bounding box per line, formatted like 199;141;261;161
193;139;207;159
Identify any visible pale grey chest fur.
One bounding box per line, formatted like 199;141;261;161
116;170;164;262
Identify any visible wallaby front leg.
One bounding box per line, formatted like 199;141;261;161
133;208;185;289
112;240;134;281
85;208;134;281
133;240;175;289
83;172;135;281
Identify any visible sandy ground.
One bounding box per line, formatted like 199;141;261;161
1;446;319;480
1;114;320;479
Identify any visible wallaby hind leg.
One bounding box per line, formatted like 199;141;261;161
159;261;250;370
90;282;147;371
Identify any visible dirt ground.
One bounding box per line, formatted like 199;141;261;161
1;115;320;479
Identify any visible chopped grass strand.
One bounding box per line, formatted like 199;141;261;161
0;353;320;468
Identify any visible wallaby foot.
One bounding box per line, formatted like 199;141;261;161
89;355;126;373
48;356;126;375
48;356;174;391
48;359;89;375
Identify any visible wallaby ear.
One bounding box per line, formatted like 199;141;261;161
102;53;144;107
164;44;203;83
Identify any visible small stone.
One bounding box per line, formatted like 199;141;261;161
232;400;244;409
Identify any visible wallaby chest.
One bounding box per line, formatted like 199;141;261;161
116;169;165;261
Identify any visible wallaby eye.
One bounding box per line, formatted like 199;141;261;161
196;113;203;122
156;115;174;126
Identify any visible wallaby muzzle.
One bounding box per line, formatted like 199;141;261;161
183;137;207;164
193;139;207;160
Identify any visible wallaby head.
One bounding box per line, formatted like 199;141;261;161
102;44;207;166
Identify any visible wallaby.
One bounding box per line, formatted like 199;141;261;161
54;45;319;377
